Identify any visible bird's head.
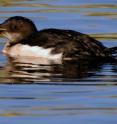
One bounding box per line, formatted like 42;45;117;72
0;16;37;44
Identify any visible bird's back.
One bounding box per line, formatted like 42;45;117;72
24;28;108;60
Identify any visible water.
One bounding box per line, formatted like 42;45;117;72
0;0;117;123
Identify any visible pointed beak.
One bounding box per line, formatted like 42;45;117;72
0;28;6;31
0;24;6;36
0;23;7;30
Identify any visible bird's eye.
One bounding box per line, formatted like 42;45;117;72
11;25;18;30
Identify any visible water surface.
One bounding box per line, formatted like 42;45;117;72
0;0;117;123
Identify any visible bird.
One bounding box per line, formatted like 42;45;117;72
0;16;116;63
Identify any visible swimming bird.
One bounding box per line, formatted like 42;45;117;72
0;16;116;62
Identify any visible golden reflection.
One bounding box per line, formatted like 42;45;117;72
4;2;117;9
90;33;117;40
0;0;26;6
0;9;80;14
86;12;117;17
0;1;117;17
0;112;26;116
0;0;12;6
0;9;117;16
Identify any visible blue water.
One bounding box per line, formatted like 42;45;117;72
0;84;117;124
0;0;117;123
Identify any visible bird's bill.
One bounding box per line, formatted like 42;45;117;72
0;28;6;31
0;25;6;36
0;24;6;32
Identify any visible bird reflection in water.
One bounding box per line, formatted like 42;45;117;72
1;55;117;83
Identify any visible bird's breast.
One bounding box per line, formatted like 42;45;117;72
3;43;63;61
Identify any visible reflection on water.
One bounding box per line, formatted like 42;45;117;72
0;56;116;83
0;0;117;19
0;0;117;124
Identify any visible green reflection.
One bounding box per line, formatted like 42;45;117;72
90;33;117;40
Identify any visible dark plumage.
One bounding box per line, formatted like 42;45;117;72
0;16;116;61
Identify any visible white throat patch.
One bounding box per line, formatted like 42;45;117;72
2;32;21;42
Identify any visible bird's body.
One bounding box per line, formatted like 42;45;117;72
0;16;116;62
